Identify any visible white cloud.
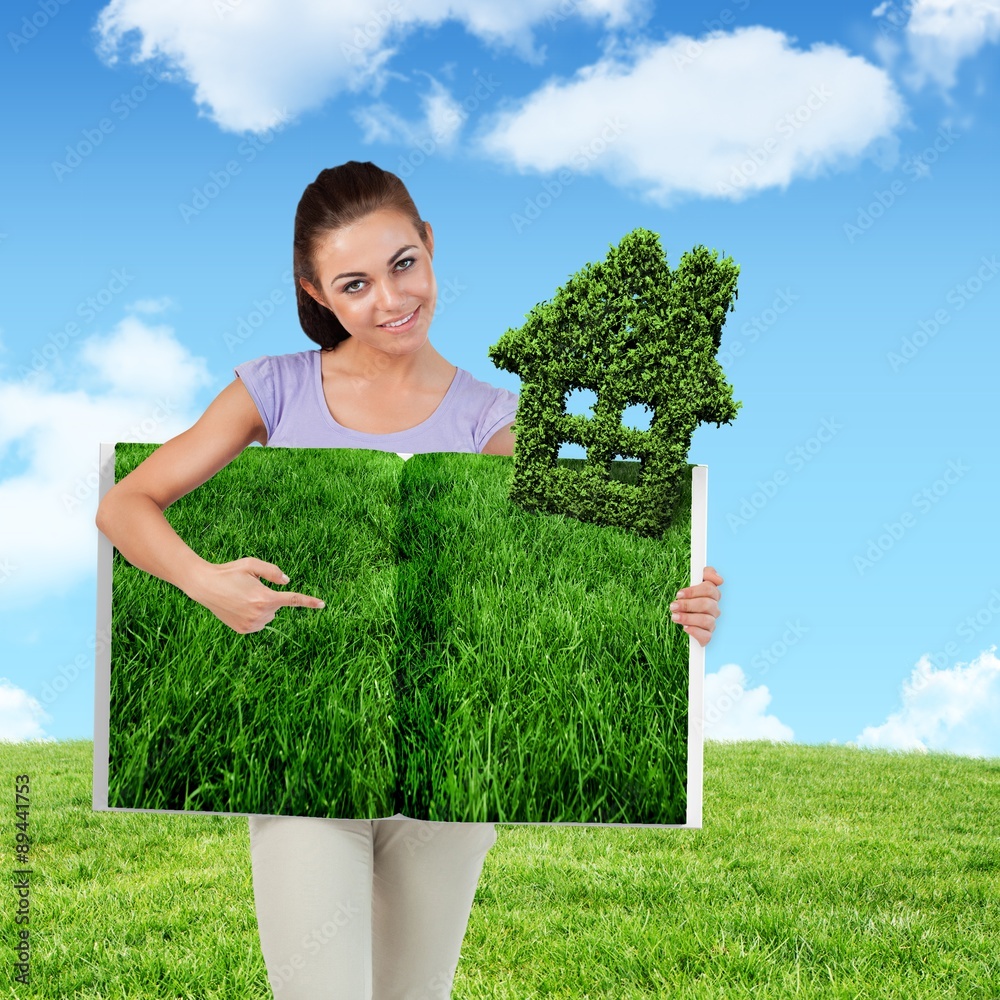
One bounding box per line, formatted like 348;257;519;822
92;0;649;133
0;679;50;742
125;296;174;314
421;77;467;147
78;316;211;397
476;26;906;205
353;74;482;151
856;647;1000;758
0;317;213;609
353;103;416;146
899;0;1000;89
703;663;795;742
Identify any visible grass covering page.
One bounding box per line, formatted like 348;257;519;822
100;443;694;824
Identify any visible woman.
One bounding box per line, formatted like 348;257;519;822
95;161;724;999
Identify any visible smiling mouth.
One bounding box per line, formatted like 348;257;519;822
378;306;419;329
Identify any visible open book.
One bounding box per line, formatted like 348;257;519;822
94;444;706;826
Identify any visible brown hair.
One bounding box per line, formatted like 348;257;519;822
293;161;430;351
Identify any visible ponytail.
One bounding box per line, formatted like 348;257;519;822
295;276;350;351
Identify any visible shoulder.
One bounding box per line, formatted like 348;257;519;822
452;367;519;406
233;350;321;443
234;350;318;400
235;349;317;379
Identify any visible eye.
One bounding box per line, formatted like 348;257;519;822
342;257;416;295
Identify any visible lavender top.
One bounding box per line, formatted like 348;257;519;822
234;349;518;454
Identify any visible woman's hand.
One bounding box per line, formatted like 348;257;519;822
670;565;723;648
183;558;326;634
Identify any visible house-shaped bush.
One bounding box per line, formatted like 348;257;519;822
488;228;740;538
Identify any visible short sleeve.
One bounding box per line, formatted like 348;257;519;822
233;355;277;443
474;385;519;453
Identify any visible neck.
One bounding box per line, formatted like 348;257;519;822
326;337;453;388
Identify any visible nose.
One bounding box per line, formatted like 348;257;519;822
373;278;406;315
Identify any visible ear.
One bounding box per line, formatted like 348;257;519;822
423;220;434;260
299;276;328;310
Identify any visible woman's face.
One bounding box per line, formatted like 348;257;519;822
301;208;437;358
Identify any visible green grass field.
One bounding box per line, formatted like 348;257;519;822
107;445;692;823
2;740;997;998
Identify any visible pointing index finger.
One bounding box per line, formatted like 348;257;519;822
276;591;325;610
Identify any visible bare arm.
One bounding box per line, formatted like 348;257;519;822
481;421;515;456
95;378;324;633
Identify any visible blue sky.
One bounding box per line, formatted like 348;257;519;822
1;0;998;756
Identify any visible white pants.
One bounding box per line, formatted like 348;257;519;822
248;813;498;1000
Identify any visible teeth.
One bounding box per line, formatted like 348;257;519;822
381;309;415;328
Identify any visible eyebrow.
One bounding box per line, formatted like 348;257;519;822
331;245;418;285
